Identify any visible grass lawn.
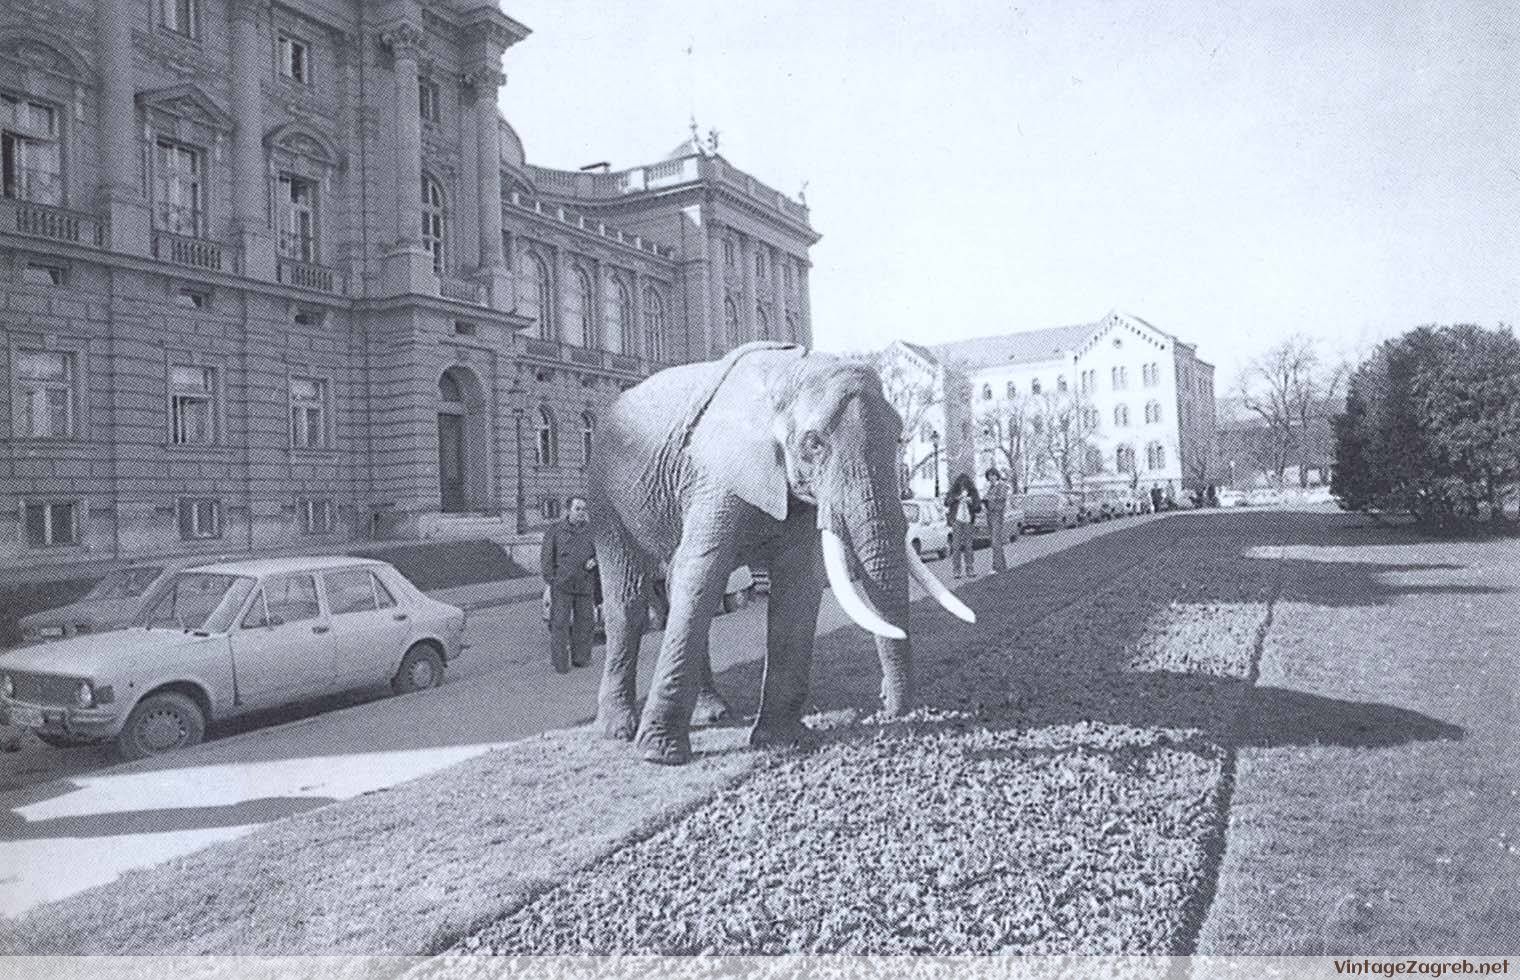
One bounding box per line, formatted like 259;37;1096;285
1198;527;1520;954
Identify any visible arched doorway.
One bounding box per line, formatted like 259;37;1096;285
437;366;486;513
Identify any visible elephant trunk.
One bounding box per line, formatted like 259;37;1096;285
820;448;915;717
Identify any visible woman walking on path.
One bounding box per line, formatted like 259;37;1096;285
945;473;981;579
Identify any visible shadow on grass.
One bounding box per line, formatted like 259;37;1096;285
0;795;337;840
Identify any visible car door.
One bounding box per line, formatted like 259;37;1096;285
229;572;337;708
322;567;411;686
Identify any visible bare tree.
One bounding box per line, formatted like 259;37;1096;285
1236;335;1346;486
1039;389;1101;490
975;393;1035;491
865;349;944;495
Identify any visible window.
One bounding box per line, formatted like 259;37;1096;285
581;412;595;469
754;248;769;281
535;407;557;466
1057;375;1068;393
1114;404;1130;427
14;349;76;438
1084;446;1104;473
643;288;667;362
161;0;199;38
453;319;476;336
277;174;318;262
290;376;328;449
567;265;594;347
981;384;992;401
608;278;633;354
524;252;552;340
24;500;79;547
1147;442;1167;470
177;497;222;539
421;174;445;275
723;296;741;348
723;238;737;269
1116;445;1135;474
278;35;310;84
323;568;387;614
1006;381;1016;399
1031;379;1042;395
155;140;203;236
1144;400;1162;424
301;497;335;534
1111;366;1128;390
170;364;217;444
1143;362;1159;387
264;573;320;623
1;95;61;204
539;496;562;520
418;78;441;122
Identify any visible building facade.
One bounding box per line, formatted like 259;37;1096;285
875;312;1218;501
0;0;818;577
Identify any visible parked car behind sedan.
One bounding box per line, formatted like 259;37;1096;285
1015;491;1082;532
902;499;951;558
0;557;465;759
18;559;212;644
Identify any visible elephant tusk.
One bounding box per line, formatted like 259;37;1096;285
905;543;977;624
820;529;907;640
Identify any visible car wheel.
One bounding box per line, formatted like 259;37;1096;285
36;731;101;750
392;643;445;694
115;691;205;761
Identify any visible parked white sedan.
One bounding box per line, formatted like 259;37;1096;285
0;557;466;759
902;499;951;558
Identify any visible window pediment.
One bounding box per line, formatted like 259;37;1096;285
0;28;90;82
136;83;234;133
264;120;342;170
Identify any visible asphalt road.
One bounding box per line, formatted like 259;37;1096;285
0;513;1166;916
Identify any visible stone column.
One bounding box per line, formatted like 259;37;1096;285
379;22;435;295
97;0;149;255
467;67;512;310
798;263;814;346
775;249;789;342
231;2;275;280
739;233;757;343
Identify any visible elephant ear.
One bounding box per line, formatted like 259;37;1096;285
687;343;802;522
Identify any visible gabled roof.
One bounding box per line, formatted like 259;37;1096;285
896;340;939;365
933;321;1100;370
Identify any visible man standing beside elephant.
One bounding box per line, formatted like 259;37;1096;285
541;496;598;673
983;467;1010;573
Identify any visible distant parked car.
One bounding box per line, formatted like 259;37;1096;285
1016;492;1082;532
0;557;465;759
1218;488;1248;507
1246;487;1285;507
18;559;213;644
902;499;951;558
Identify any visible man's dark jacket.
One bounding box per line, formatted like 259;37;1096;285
540;519;597;595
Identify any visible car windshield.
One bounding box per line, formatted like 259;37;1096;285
141;573;256;634
85;566;166;601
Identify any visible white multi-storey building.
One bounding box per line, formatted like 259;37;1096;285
933;311;1218;498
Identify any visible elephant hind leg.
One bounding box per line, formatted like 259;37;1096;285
594;515;650;742
691;649;733;727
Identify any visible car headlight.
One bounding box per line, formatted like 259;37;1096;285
2;674;12;699
76;681;95;708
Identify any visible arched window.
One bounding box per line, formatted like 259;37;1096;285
1031;379;1043;395
756;304;771;340
561;264;594;347
535;407;557;466
723;296;740;349
1005;381;1016;399
1057;375;1068;393
981;384;993;401
421;173;446;275
518;251;553;341
581;412;596;469
1114;404;1130;427
1145;400;1162;424
438;371;462;403
605;277;632;354
643;287;667;362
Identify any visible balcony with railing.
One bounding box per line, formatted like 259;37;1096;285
0;197;107;248
152;230;227;273
276;256;344;294
505;192;677;259
514;334;662;378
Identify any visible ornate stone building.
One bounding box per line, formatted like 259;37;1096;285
0;0;818;577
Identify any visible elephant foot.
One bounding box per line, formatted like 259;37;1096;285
597;703;638;742
748;721;816;752
690;689;732;727
635;728;692;766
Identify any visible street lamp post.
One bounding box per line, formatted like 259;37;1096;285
509;383;527;534
930;429;941;497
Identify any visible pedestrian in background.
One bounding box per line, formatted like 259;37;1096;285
945;473;981;579
541;496;598;673
984;467;1010;573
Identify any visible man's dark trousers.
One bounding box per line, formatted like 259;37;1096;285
549;588;595;672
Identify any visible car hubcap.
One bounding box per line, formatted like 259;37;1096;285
139;709;187;752
411;659;435;688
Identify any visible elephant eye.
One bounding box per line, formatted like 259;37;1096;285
799;430;825;460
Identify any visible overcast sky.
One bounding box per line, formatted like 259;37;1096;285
498;0;1520;381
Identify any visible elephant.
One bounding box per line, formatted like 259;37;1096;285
588;341;976;765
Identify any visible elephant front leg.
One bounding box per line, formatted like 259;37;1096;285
751;525;824;749
594;519;648;741
636;521;735;765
